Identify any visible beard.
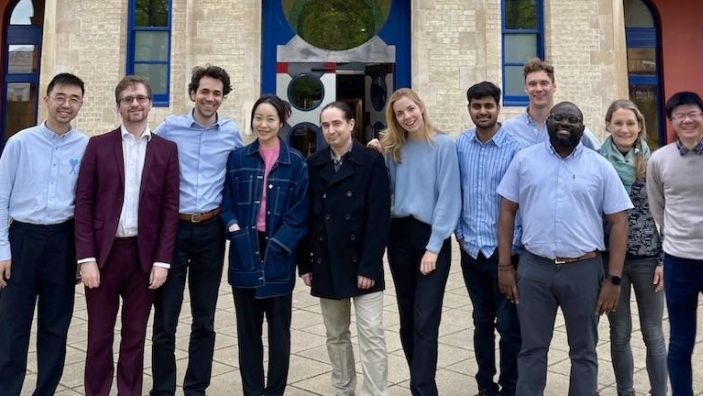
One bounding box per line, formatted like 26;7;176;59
549;129;582;149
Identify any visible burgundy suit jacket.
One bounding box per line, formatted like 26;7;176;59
74;128;179;273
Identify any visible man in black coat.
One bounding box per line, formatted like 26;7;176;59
300;102;391;395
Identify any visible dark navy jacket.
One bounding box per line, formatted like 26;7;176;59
221;138;309;298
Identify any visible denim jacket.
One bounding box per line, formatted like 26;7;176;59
221;138;309;298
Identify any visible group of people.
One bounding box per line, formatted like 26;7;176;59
0;57;700;396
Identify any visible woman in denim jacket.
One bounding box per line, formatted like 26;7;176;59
220;94;309;396
599;99;666;396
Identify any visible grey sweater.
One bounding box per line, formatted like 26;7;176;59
646;142;703;259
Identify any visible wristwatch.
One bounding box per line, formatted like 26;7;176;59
607;274;622;286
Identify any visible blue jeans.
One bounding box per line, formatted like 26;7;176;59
606;256;667;396
664;253;703;396
460;249;520;396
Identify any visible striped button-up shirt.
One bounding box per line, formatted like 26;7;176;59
455;127;525;258
0;122;88;260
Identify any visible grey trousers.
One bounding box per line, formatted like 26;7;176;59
515;251;604;396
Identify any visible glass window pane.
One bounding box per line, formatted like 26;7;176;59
624;0;654;28
288;74;324;111
504;0;537;30
134;31;169;61
504;34;537;63
9;0;36;25
284;0;391;50
629;84;661;149
5;82;38;139
135;0;168;27
134;63;168;95
627;48;656;74
504;65;525;97
8;45;39;74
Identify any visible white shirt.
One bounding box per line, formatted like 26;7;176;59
117;126;151;237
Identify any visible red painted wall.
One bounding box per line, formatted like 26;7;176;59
651;0;703;142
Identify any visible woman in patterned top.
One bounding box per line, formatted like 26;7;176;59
599;99;667;396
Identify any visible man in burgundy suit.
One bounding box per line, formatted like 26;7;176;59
74;75;179;396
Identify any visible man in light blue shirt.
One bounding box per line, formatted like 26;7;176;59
151;65;244;396
455;81;524;396
501;58;600;150
0;73;88;396
496;102;631;395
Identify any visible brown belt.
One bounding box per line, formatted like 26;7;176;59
553;251;599;265
178;208;221;223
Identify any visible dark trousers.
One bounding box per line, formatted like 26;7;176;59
232;287;292;396
387;217;451;396
84;237;154;396
663;253;703;396
151;218;225;396
0;221;76;396
460;249;520;396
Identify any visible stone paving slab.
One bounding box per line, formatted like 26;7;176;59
18;244;703;395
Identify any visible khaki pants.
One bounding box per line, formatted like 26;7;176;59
320;291;388;396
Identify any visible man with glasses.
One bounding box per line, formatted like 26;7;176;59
646;91;703;395
497;102;631;395
150;65;243;396
75;75;179;396
0;73;88;396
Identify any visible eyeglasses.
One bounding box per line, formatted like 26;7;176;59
118;95;151;105
671;111;703;121
550;114;582;124
50;95;82;106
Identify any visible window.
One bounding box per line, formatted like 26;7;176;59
127;0;171;106
501;0;544;105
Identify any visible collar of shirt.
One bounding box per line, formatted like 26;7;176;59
120;125;152;142
39;121;76;141
547;141;584;160
187;109;222;130
522;108;542;128
330;141;353;162
470;125;506;147
675;138;703;156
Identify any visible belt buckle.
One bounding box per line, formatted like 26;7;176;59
554;258;567;265
190;213;198;223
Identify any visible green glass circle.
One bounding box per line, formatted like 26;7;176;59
284;0;391;51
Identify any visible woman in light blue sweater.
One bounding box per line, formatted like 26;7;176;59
380;88;461;396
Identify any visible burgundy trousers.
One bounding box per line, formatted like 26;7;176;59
84;237;154;396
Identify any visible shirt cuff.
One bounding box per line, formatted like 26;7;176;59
153;262;171;269
77;257;96;265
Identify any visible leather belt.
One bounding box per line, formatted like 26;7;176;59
178;208;221;223
553;251;599;265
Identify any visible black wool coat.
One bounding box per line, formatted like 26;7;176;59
299;141;391;299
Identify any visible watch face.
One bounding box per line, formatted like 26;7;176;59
609;275;622;285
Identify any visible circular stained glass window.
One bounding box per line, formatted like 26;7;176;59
284;0;391;51
288;74;324;111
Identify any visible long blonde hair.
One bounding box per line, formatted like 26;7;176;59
605;99;648;180
380;88;439;163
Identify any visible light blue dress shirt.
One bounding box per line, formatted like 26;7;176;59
501;109;601;150
155;111;243;213
455;127;525;258
0;122;88;260
496;142;632;259
385;133;461;253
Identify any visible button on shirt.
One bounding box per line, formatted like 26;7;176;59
501;109;601;150
455;127;524;258
155;111;243;213
117;126;150;237
496;143;632;259
0;122;88;260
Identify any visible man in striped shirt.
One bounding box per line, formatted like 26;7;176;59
455;81;525;396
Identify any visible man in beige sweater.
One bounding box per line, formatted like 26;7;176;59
646;91;703;396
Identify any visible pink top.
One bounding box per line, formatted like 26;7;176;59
256;140;281;232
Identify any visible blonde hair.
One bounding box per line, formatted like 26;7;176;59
380;88;438;163
605;99;648;180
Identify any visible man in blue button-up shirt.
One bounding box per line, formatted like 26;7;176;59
455;82;524;396
0;73;88;396
497;102;631;395
150;65;244;396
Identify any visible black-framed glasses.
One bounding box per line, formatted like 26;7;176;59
118;95;151;105
550;113;582;124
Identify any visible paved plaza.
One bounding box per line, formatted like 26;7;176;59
21;245;703;395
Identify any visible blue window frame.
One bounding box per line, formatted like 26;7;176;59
501;0;544;106
126;0;171;107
